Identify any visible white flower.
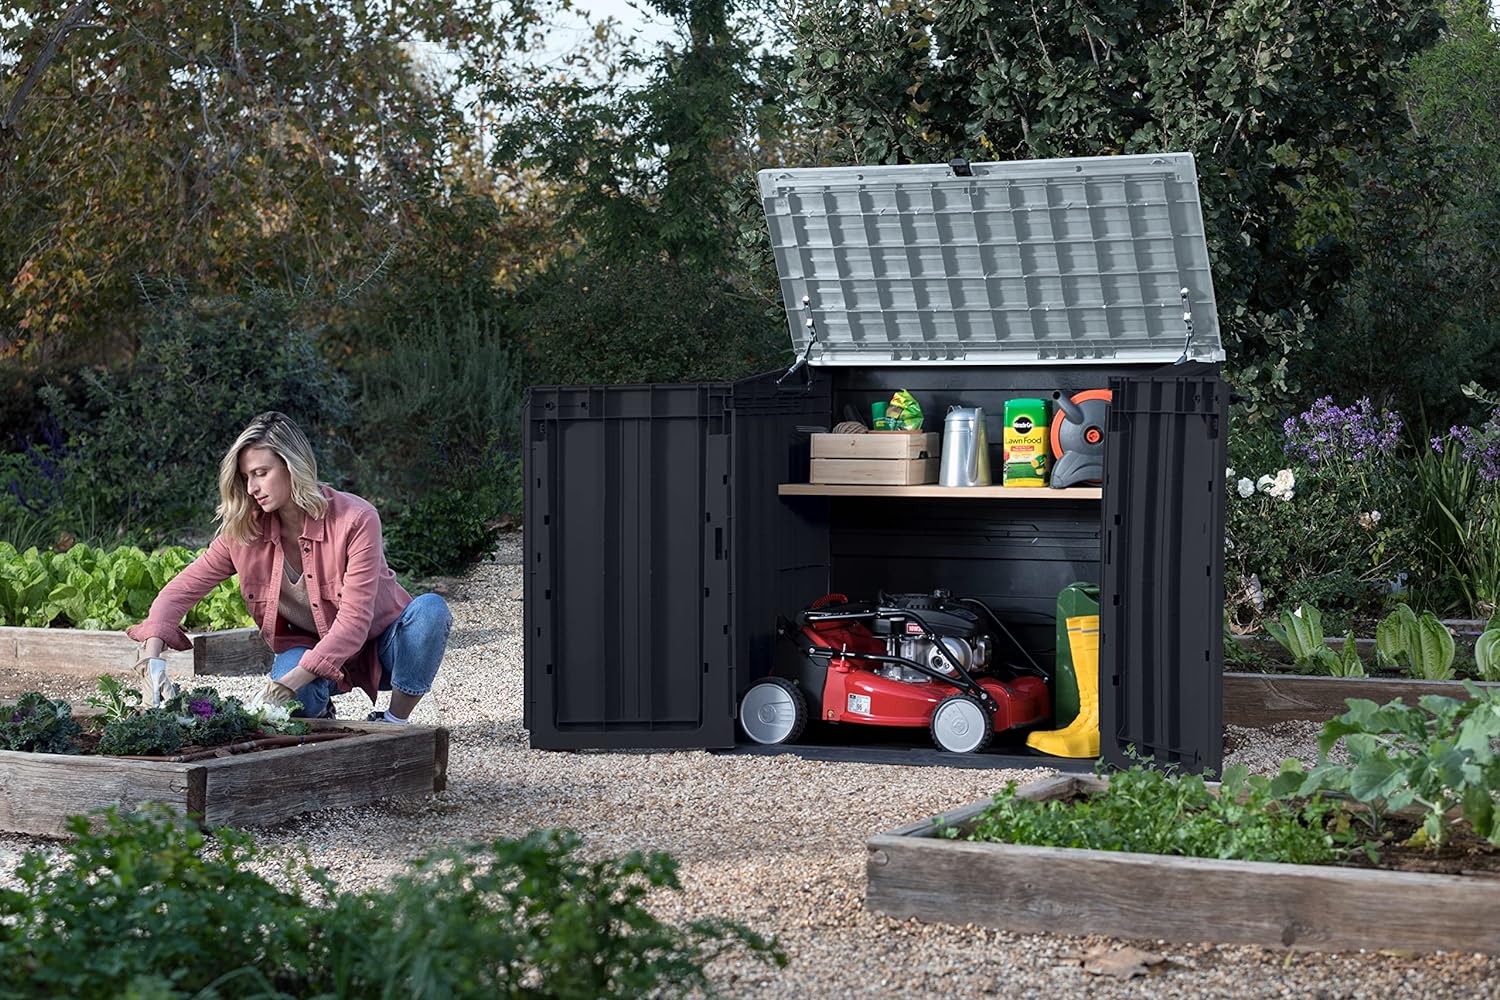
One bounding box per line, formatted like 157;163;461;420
1236;477;1255;498
254;703;293;728
1226;466;1237;480
1256;473;1276;493
1358;510;1384;531
1266;468;1296;501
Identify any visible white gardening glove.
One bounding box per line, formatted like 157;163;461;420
247;678;299;712
133;656;179;708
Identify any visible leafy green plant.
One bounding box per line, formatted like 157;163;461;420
1262;604;1365;676
92;683;302;757
84;674;141;724
1375;603;1457;680
1273;685;1500;848
1476;628;1500;682
0;806;319;999
313;829;785;998
1329;631;1368;678
0;542;251;630
0;808;784;999
95;711;186;757
0;692;81;754
1264;604;1337;673
959;762;1366;866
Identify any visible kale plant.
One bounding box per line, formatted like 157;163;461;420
0;692;81;754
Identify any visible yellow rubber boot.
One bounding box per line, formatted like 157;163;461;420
1026;614;1100;758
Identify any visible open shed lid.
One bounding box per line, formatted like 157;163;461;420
758;153;1224;366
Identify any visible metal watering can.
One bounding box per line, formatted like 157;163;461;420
939;406;992;487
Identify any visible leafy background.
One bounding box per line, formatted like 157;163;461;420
2;0;1499;623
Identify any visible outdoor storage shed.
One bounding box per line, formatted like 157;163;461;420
524;153;1229;773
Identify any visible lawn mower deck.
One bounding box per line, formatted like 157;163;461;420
739;592;1051;754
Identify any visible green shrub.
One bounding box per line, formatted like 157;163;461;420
344;293;526;577
519;248;787;386
37;289;348;544
0;808;783;999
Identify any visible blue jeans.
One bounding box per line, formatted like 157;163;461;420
270;593;453;717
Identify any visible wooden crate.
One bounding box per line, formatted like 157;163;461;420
0;626;270;679
810;457;939;485
867;774;1500;955
810;432;939;460
0;720;449;836
1224;672;1500;728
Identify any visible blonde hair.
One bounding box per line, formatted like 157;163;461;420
215;411;329;544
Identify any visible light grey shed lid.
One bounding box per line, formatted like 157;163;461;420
757;153;1224;366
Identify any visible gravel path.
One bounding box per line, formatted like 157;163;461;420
3;532;1499;998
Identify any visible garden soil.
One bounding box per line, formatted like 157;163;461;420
4;533;1500;998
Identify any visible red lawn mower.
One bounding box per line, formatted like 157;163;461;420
739;591;1051;754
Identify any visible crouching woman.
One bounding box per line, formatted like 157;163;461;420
128;411;451;723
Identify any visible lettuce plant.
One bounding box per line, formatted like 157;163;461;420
1476;628;1500;682
0;541;251;630
1375;603;1456;679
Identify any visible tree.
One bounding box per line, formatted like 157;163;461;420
481;0;797;382
0;0;538;362
785;0;1444;405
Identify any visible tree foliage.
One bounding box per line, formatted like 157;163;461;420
786;0;1444;405
0;0;537;361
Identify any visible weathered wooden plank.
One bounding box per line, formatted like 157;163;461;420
0;724;448;834
196;727;441;828
190;627;272;676
0;750;195;836
868;779;1500;955
866;835;1500;953
0;625;269;678
1223;672;1500;728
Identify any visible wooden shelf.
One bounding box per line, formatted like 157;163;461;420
777;483;1102;500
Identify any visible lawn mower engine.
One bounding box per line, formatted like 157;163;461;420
740;591;1050;754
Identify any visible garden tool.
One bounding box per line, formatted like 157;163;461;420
1026;612;1100;758
1049;389;1112;488
133;655;178;708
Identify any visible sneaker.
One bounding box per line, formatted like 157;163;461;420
364;710;410;725
316;701;337;720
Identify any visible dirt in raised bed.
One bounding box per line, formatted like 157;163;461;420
1342;818;1500;877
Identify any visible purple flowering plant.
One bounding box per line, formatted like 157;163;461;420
188;698;217;720
1430;406;1500;483
1283;396;1404;466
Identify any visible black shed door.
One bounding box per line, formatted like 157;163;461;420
1099;365;1227;775
523;385;735;750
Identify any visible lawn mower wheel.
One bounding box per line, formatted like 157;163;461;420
739;677;808;745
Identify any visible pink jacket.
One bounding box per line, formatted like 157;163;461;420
127;487;411;702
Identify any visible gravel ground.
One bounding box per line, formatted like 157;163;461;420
3;532;1499;998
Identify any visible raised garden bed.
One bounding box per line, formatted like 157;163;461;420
0;625;269;678
866;774;1500;955
1224;672;1500;727
0;719;449;836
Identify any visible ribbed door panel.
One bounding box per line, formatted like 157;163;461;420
1100;366;1227;774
